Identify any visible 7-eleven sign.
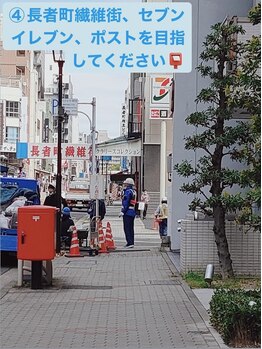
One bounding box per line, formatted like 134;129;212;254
150;74;174;119
150;75;173;105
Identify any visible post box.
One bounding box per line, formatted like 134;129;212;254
17;206;57;260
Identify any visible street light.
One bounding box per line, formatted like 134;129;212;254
78;99;96;176
77;110;92;178
78;108;98;173
78;99;99;218
52;50;64;254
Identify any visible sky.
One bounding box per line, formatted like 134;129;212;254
69;70;130;139
0;0;139;139
1;0;182;139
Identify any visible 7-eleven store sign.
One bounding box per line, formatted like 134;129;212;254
149;74;174;119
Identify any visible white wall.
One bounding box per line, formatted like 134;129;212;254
170;0;253;250
180;220;261;276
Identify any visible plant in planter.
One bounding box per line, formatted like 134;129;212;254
209;288;261;347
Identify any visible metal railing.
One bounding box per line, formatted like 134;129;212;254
0;77;21;88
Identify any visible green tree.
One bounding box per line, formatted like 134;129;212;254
175;16;260;278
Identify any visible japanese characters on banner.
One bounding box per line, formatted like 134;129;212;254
3;2;192;73
28;143;90;159
121;104;127;136
26;141;141;159
95;140;141;157
0;143;17;153
149;73;174;120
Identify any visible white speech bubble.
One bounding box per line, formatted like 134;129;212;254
3;2;192;72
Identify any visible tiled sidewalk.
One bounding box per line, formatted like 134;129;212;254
1;216;228;349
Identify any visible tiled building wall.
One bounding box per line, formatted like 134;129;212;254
180;220;261;276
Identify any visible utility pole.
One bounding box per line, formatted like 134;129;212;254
78;98;96;176
52;50;64;254
160;120;167;201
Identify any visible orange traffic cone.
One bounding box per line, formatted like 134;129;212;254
65;227;84;258
105;222;116;250
98;222;108;254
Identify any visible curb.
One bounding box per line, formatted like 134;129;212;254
163;250;230;349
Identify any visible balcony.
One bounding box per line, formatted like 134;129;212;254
127;121;142;139
44;87;58;94
0;77;21;88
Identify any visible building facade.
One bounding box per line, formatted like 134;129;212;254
170;0;258;249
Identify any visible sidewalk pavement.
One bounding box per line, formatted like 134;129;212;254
0;216;244;349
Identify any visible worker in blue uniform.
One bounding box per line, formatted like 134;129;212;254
119;178;137;248
60;207;74;247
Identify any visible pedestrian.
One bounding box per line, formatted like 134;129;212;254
140;190;150;219
43;184;68;208
119;178;137;248
154;197;168;238
87;199;106;232
60;207;75;247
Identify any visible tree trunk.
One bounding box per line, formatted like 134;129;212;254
213;204;234;278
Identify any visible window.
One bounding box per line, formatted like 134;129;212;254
16;50;25;57
6;127;19;143
37;119;40;136
16;66;25;75
6;101;20;117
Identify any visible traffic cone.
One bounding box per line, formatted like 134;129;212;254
98;221;108;254
105;222;116;250
65;227;84;258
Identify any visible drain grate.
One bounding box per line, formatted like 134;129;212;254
188;330;210;334
66;260;97;265
62;285;113;290
149;280;181;285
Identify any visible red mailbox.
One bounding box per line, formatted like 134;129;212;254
17;206;57;260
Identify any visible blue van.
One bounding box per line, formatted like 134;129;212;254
0;177;40;252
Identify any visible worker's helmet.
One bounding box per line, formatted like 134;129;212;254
123;178;134;185
62;207;71;215
161;197;167;203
